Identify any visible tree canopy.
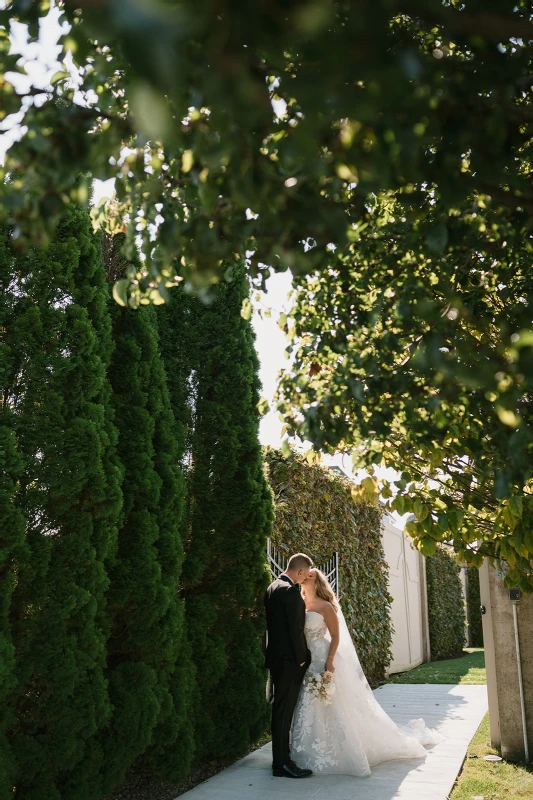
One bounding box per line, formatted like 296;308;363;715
277;191;533;588
3;1;533;584
2;1;533;294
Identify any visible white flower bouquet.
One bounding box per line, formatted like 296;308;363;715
305;670;337;705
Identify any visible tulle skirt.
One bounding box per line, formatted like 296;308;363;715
291;635;443;776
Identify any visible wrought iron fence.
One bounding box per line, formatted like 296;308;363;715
266;538;340;598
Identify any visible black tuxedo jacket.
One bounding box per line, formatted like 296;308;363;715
263;575;311;670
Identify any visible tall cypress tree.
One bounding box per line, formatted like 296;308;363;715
177;263;273;761
0;227;29;799
4;207;122;800
0;427;26;800
157;279;198;468
101;236;194;789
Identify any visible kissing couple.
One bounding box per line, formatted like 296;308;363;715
264;553;443;779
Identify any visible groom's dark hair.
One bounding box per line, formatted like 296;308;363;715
287;553;313;571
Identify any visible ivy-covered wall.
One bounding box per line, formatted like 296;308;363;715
426;545;466;660
467;567;484;648
265;449;393;686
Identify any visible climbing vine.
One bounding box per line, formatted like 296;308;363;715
426;545;466;660
265;449;393;686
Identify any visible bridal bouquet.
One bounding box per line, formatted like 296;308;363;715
305;670;336;705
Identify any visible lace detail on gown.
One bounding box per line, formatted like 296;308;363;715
290;610;443;776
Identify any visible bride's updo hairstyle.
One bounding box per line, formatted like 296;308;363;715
309;568;338;611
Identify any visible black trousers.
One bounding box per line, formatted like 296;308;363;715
270;661;307;768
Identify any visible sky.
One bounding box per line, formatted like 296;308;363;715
1;6;404;523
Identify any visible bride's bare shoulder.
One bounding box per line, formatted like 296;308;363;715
316;598;336;614
322;600;340;620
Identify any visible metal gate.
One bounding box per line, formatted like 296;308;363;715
266;538;340;598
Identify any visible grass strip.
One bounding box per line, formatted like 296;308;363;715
450;713;533;799
386;648;485;685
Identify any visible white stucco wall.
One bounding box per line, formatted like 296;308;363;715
381;515;430;674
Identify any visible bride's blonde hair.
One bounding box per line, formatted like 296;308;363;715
305;568;338;611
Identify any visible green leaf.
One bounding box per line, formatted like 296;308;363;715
181;150;194;173
504;569;521;588
257;397;270;416
113;279;129;307
425;222;448;254
495;405;521;427
240;298;252;320
509;496;523;519
418;538;437;556
281;438;291;458
381;482;392;499
50;70;70;85
130;81;172;139
502;506;517;531
413;498;429;521
437;513;449;533
392;495;405;515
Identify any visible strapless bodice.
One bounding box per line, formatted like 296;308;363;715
305;610;328;641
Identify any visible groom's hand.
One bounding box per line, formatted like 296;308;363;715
300;662;305;666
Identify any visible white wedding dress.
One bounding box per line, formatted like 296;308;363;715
291;609;443;776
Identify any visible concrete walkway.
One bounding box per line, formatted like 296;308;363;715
177;684;488;800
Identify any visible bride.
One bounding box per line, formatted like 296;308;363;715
290;568;443;776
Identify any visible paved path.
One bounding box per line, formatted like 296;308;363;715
177;684;488;800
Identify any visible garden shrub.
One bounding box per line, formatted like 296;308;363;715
467;567;484;648
426;545;466;660
265;449;393;686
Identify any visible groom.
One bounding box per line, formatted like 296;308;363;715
264;553;314;779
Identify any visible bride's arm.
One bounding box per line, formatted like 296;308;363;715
323;603;340;673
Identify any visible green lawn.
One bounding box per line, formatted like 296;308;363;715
450;713;533;799
386;649;533;797
386;648;486;685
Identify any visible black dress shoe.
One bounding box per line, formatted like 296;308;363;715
288;759;312;775
272;763;313;778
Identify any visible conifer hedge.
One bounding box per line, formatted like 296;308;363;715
467;567;484;648
103;306;190;787
264;449;393;686
2;218;272;797
161;263;273;763
426;545;466;660
157;277;197;468
102;235;194;786
0;426;26;800
3;206;123;800
0;228;27;800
